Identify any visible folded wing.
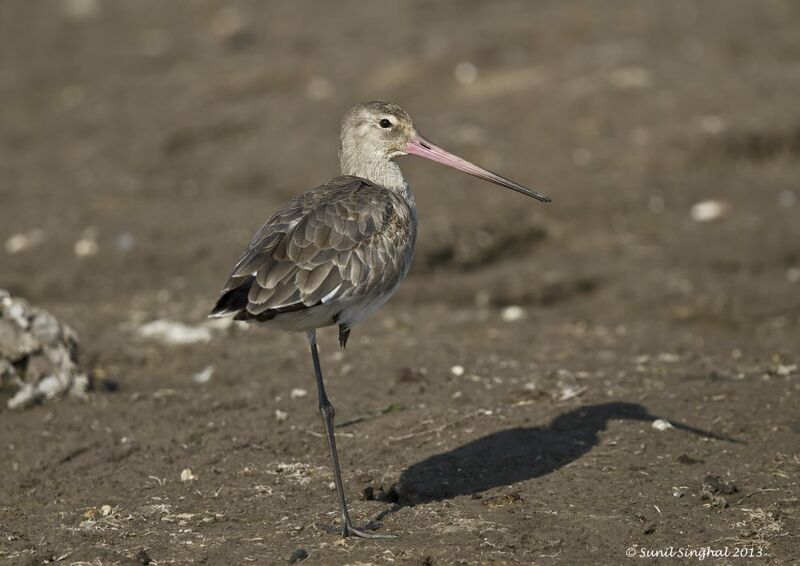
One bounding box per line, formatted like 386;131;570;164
210;176;411;324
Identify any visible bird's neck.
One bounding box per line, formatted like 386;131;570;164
340;151;409;194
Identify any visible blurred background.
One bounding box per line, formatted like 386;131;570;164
1;1;798;563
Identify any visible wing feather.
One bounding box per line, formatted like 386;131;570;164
209;175;414;325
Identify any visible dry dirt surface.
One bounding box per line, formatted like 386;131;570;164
1;1;799;564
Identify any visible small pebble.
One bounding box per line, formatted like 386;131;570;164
135;548;152;565
290;388;308;400
137;320;213;345
690;200;728;222
180;468;198;482
672;486;689;498
100;504;112;516
288;548;309;564
5;229;45;254
192;365;214;384
450;365;465;377
652;419;674;431
74;238;98;257
501;305;526;322
275;409;288;422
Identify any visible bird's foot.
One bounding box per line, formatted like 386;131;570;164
318;520;395;539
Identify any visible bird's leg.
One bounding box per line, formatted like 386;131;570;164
306;330;393;539
338;324;351;349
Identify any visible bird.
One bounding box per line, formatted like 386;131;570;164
209;100;551;538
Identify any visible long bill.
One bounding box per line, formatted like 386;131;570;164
404;134;551;202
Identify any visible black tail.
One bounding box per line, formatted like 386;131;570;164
209;276;254;318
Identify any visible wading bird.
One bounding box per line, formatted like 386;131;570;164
210;101;550;538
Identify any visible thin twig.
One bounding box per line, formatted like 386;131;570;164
734;488;781;505
387;410;480;442
335;403;405;429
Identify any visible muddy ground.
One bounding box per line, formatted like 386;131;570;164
1;1;799;564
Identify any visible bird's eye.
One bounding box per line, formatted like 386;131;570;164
379;118;393;128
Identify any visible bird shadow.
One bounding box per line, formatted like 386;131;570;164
380;401;740;507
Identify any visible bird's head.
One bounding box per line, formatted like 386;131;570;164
340;100;550;202
340;100;416;161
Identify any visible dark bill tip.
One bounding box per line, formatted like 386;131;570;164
405;135;551;203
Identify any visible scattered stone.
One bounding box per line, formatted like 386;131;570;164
275;409;288;422
690;200;728;222
557;384;586;401
364;484;399;504
74;229;99;257
100;504;112;516
450;365;465;377
4;229;45;254
704;475;737;495
1;290;89;409
180;468;198;482
656;353;680;363
500;305;526;322
290;387;308;400
701;474;737;508
672;486;689;498
135;548;152;565
288;548;309;564
652;419;674;431
737;508;786;542
137;320;213;345
482;492;523;508
272;462;319;486
677;454;704;465
192;365;214;384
